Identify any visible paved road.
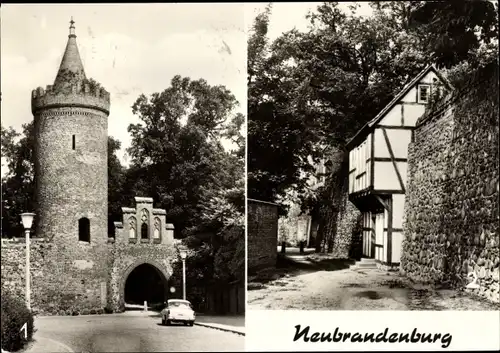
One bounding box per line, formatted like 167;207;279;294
26;311;244;352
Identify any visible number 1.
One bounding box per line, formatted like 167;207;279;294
20;323;27;339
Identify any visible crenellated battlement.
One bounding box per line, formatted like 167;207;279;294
31;81;110;115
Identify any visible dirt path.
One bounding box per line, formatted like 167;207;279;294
247;255;499;311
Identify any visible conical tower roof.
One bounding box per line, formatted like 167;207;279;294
53;17;86;89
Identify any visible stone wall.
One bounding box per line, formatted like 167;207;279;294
402;63;499;302
323;150;362;258
1;239;109;315
332;191;362;259
247;199;278;274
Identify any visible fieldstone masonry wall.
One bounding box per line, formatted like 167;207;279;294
323;150;362;258
332;191;362;259
1;239;110;315
247;199;278;274
402;63;499;303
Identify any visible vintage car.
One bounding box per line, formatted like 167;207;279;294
161;299;196;326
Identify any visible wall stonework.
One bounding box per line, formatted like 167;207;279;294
1;239;110;315
402;64;499;303
332;194;362;259
247;199;278;274
324;150;362;259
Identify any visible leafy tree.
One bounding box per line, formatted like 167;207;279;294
409;0;499;68
247;4;322;206
1;122;35;238
125;75;243;236
108;136;125;236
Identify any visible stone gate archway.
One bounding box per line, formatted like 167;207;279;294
118;259;171;311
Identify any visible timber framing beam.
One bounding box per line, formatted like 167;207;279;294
381;127;406;193
374;194;390;212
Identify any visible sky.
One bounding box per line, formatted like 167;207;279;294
245;2;373;41
1;3;246;167
2;2;374;174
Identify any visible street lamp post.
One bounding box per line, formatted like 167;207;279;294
180;250;187;300
20;212;35;311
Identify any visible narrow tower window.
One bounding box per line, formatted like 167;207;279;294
78;217;90;242
72;135;76;150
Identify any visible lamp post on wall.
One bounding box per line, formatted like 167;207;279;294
20;212;35;311
180;250;187;300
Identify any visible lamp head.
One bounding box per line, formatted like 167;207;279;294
20;213;35;230
180;250;187;260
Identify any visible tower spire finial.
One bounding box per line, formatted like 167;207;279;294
69;16;76;37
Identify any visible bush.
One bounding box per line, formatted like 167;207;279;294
1;294;35;352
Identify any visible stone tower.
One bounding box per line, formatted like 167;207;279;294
32;19;110;246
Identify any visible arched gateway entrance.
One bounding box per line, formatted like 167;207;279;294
120;260;170;310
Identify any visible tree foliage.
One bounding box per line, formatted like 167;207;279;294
409;0;498;68
122;74;245;284
248;1;498;252
1;122;35;238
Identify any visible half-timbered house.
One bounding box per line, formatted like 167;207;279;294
346;65;452;270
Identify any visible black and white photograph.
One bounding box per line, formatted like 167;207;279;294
247;1;499;312
1;4;245;352
2;1;500;352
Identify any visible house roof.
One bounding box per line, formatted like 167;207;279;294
346;65;453;150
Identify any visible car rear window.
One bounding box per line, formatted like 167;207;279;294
169;301;191;309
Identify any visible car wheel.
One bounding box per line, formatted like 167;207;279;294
161;318;166;325
189;321;194;327
166;320;171;326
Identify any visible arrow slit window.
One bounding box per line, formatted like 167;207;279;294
78;217;90;242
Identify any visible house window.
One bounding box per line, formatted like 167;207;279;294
72;135;76;150
78;217;90;242
418;85;430;103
